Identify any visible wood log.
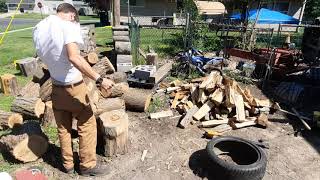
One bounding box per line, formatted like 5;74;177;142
113;30;129;36
32;66;50;86
193;101;215;121
19;81;40;98
0;122;48;162
11;97;45;119
150;110;173;119
230;121;256;129
113;36;130;42
146;53;158;66
201;119;229;128
94;97;125;116
84;52;99;65
42;101;56;127
99;109;128;156
149;62;173;84
179;106;199;129
39;80;52;102
0;74;19;95
123;88;152;112
105;72;127;83
17;57;38;77
0;110;23;129
234;94;246;122
117;55;132;63
92;56;115;75
115;41;131;54
100;82;129;98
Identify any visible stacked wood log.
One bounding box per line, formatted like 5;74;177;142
0;110;23;129
11;97;45;119
0;74;19;95
80;25;96;54
113;26;133;72
16;57;38;77
0;121;48;162
159;71;273;133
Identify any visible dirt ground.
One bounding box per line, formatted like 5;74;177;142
10;85;320;180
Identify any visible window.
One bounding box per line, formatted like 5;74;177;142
274;2;289;14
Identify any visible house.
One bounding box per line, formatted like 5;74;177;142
6;0;93;15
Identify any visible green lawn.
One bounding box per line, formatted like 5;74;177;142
13;13;99;21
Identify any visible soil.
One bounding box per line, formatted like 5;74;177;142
9;86;320;180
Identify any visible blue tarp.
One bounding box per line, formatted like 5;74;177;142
230;8;299;24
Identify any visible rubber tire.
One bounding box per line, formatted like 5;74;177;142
206;136;267;180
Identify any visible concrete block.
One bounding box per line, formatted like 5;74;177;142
117;63;133;73
133;65;156;80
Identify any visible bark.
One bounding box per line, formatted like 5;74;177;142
11;97;45;119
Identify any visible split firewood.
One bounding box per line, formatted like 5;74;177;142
255;113;269;128
201;119;229;128
190;85;199;104
252;98;271;107
39;79;52;102
150;110;173;119
94;98;125;116
179;106;199;129
210;88;224;105
42;101;56;127
234;94;246;122
0;74;19;95
230;120;257;129
0;110;23;129
170;79;182;87
123;88;152;112
171;92;186;109
191;77;206;83
11;97;45;119
166;87;181;93
205;124;232;133
193;101;215;121
0;122;48;162
199;71;217;89
225;82;236;107
19;81;40;98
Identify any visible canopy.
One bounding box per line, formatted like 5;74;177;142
194;1;226;15
230;8;299;24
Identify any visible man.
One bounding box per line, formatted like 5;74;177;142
33;3;114;176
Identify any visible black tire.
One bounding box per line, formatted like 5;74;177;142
206;136;267;180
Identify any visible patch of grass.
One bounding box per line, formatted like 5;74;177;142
95;26;113;54
0;95;15;112
148;96;166;113
43;126;58;143
14;13;99;21
0;153;21;173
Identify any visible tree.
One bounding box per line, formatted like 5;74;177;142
0;0;8;13
304;0;320;21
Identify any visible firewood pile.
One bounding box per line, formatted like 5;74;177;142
158;70;274;136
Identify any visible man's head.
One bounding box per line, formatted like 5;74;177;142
56;3;79;22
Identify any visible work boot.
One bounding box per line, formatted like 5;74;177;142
80;163;111;177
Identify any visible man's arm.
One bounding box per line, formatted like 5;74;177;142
66;42;114;89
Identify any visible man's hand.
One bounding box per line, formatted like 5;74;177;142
100;78;115;90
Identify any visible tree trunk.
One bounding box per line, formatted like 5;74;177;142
0;122;48;162
92;56;115;75
19;81;40;98
105;72;127;83
39;80;52;102
0;110;23;129
98;109;128;157
123;88;152;112
42;101;56;127
0;74;19;96
94;97;125;116
113;0;121;26
11;97;45;119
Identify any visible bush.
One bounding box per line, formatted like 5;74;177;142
0;0;7;13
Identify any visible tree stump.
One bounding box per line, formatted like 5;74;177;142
146;53;158;66
123;88;152;112
11;97;45;119
0;110;23;129
100;82;129;98
17;57;38;77
0;74;19;95
94;97;125;116
42;101;56;127
39;80;52;102
92;56;115;75
0;121;48;162
84;52;99;65
19;81;40;98
99;109;128;157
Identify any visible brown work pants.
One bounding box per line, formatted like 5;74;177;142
52;81;97;170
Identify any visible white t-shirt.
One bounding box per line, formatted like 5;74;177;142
33;15;84;84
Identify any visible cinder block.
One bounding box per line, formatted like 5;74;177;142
117;63;133;73
134;65;156;80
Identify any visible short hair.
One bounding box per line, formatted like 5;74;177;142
56;3;79;22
